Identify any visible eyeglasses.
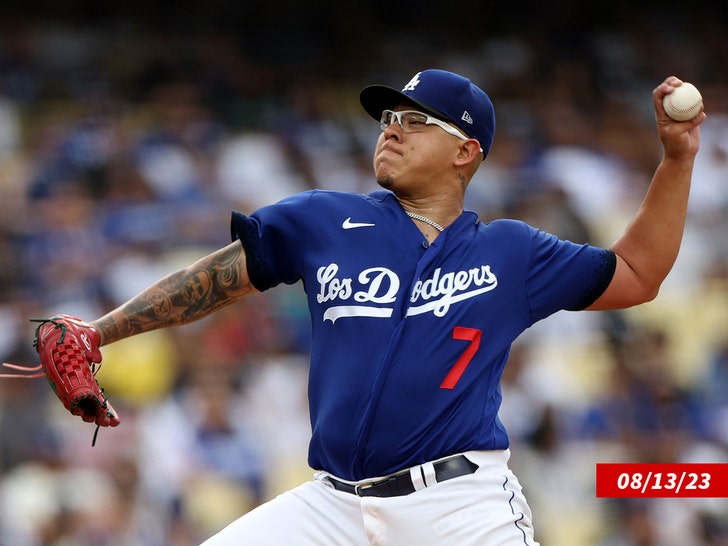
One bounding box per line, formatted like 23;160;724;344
380;109;483;152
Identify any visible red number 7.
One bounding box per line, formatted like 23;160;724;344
440;326;482;390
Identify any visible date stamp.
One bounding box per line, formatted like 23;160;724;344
596;463;728;498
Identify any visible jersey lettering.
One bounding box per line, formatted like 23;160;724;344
354;267;400;304
317;263;497;322
408;266;497;317
316;263;353;303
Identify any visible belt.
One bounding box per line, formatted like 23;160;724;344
327;454;479;498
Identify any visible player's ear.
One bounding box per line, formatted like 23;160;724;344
454;139;482;167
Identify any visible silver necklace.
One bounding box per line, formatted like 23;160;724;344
404;210;444;232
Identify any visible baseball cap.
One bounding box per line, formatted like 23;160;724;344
360;69;496;157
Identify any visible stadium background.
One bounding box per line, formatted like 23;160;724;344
0;2;727;544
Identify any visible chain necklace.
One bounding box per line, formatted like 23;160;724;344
404;210;444;232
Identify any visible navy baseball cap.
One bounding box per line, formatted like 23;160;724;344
360;69;496;157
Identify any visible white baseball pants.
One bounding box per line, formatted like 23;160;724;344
200;449;539;545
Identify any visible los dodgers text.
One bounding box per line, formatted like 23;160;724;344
317;263;497;322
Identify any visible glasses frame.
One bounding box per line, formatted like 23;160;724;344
380;109;483;153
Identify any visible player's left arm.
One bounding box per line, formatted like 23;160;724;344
587;76;706;311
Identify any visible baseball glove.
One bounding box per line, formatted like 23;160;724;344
2;314;120;430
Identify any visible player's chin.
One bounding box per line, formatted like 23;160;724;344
376;174;394;189
374;161;395;188
376;164;401;189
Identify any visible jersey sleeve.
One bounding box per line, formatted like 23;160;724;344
526;226;616;322
230;191;315;291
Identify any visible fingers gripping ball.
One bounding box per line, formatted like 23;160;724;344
33;315;120;428
663;82;703;121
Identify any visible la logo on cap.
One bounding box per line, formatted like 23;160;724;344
403;73;421;92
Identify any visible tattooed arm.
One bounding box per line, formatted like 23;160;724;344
91;240;256;346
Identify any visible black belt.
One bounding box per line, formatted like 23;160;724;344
327;455;479;498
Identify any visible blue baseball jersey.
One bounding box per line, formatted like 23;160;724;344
231;189;615;481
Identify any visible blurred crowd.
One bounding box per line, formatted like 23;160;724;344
1;5;727;545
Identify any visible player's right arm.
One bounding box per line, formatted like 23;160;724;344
587;76;705;311
91;240;256;346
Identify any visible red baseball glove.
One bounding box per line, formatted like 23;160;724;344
3;314;120;429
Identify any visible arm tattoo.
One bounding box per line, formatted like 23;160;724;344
94;241;254;344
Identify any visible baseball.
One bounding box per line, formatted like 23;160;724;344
663;82;703;121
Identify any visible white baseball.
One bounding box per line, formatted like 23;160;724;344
663;82;703;121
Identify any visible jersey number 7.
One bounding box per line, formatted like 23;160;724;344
440;326;482;390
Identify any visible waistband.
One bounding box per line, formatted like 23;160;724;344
319;450;510;498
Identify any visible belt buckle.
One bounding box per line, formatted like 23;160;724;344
354;480;378;496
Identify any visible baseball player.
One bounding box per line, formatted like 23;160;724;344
21;70;704;545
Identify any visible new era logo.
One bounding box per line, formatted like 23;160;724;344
461;111;474;124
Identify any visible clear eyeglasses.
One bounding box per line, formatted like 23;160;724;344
380;109;482;152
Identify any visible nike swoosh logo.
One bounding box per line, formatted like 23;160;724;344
342;217;375;229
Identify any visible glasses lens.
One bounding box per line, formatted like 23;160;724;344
380;110;432;132
401;112;427;131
